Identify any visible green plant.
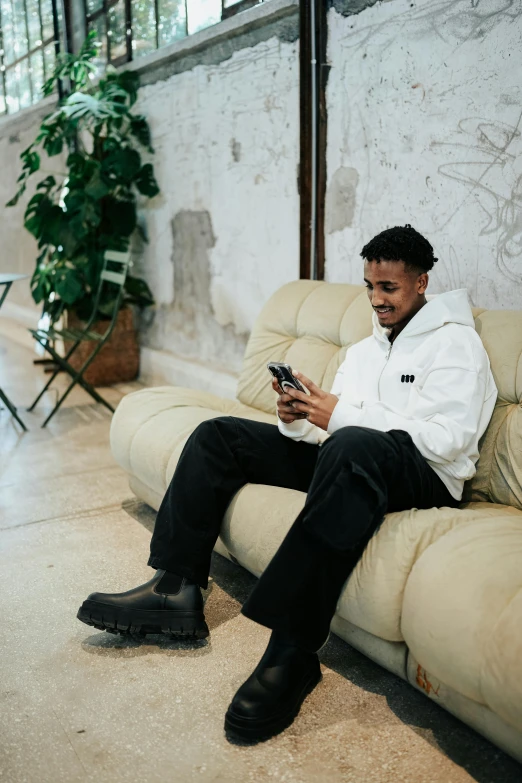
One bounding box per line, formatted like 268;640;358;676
7;31;159;324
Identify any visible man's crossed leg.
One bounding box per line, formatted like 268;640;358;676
78;417;456;741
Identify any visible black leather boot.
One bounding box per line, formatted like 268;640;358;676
224;632;322;741
77;570;209;639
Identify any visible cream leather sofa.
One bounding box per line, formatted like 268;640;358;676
110;281;522;762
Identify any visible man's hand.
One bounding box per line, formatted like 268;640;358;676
283;371;339;431
272;377;309;424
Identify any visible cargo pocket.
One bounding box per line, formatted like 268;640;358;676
301;460;388;553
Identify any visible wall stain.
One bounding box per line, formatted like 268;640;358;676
230;138;242;162
416;665;440;697
326;166;360;233
140;210;248;370
330;0;383;16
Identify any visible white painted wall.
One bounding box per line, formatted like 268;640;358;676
2;0;520;397
134;33;300;368
325;0;522;309
0;97;58;320
0;15;300;390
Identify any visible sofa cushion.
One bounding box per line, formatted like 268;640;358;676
220;486;522;643
405;652;522;761
111;383;522;645
236;281;372;416
401;515;522;731
463;311;522;510
336;502;522;642
110;386;276;497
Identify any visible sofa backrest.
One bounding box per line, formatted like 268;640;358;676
236;280;522;510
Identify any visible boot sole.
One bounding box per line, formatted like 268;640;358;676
77;599;209;639
224;666;322;742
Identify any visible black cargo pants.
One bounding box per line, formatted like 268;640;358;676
148;417;458;651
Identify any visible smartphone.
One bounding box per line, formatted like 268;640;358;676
267;362;307;393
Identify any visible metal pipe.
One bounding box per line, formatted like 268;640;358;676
50;0;63;99
309;0;318;280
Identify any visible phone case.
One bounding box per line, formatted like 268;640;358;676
267;362;307;393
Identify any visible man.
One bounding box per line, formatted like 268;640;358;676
78;225;497;742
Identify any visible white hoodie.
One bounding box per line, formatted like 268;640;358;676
278;289;498;501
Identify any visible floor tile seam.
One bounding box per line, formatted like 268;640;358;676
0;501;126;532
48;704;91;779
0;462;123;490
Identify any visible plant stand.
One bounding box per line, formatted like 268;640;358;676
64;307;139;387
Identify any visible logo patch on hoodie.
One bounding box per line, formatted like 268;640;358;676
401;374;415;383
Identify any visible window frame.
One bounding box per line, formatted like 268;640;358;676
0;0;63;115
222;0;260;21
84;0;269;67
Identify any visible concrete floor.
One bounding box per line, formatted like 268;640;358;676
0;317;521;783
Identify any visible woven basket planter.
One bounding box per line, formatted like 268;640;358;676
64;307;139;387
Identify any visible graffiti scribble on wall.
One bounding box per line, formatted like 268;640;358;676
433;116;522;285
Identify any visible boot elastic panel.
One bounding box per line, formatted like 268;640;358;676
155;570;189;594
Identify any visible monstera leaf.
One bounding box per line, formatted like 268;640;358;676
135;164;160;198
6;34;159;324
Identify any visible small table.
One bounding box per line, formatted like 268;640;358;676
0;273;29;431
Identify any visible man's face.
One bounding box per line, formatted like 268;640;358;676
363;259;428;331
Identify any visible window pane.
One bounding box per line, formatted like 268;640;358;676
18;58;32;108
158;0;186;46
43;41;56;79
186;0;221;35
108;0;127;61
26;0;43;49
132;0;156;59
41;0;54;42
86;0;103;16
0;0;16;64
12;0;29;60
29;50;44;98
5;66;20;113
89;15;107;69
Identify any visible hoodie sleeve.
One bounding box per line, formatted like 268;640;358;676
327;357;495;466
276;413;325;444
276;360;350;445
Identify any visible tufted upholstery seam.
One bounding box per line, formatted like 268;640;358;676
515;343;522;402
125;405;168;481
338;290;371;338
294;282;328;339
125;400;225;484
484;402;516;505
478;584;522;710
395;510;494;643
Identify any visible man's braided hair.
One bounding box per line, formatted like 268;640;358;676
360;224;438;273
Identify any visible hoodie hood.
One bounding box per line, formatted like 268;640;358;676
372;289;475;344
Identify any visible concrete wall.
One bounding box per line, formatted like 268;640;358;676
131;1;300;389
325;0;522;309
0;0;299;396
1;0;521;397
0;96;58;323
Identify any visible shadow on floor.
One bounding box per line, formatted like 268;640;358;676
125;499;522;782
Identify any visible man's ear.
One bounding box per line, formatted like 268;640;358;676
417;273;428;295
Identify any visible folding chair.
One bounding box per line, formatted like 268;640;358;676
27;250;131;428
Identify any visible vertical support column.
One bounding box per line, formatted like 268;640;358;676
124;0;133;62
67;0;87;54
0;2;7;113
316;0;329;281
299;0;329;280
